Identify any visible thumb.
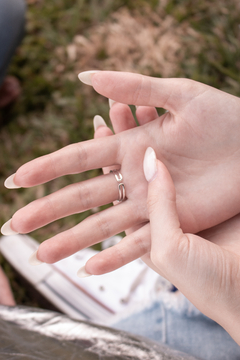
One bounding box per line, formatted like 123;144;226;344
144;148;240;342
143;147;189;279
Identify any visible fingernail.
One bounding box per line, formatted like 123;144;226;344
109;99;116;108
77;266;92;278
28;250;43;266
4;173;21;189
93;115;107;131
1;219;19;235
78;70;100;85
143;147;157;182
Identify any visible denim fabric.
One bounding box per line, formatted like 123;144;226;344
113;291;240;360
0;0;26;85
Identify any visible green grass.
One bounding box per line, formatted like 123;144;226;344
1;0;240;306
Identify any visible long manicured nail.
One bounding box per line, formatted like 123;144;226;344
1;219;19;235
77;266;92;278
4;173;21;189
78;70;100;85
109;99;116;108
28;250;43;266
93;115;107;131
143;147;157;182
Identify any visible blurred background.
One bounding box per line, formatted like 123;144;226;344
1;0;240;306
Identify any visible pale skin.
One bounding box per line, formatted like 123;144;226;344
2;72;240;343
0;266;15;306
143;153;240;346
5;72;240;273
96;100;240;346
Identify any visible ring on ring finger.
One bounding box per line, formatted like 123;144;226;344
110;170;126;204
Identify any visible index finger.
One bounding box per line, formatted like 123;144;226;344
90;71;208;113
12;135;120;188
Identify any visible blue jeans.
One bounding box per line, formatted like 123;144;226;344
113;291;240;360
0;0;26;85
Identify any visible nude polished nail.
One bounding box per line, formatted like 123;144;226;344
77;266;92;278
28;250;43;266
143;147;157;182
1;219;19;235
93;115;107;131
78;70;100;86
4;173;21;189
109;99;116;108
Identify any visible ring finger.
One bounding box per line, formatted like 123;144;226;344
10;171;127;234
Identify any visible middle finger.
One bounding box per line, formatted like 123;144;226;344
36;200;144;263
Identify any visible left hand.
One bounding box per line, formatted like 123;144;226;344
3;75;240;272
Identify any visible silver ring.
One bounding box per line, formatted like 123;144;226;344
110;170;126;203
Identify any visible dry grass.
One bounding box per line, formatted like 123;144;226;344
63;6;202;77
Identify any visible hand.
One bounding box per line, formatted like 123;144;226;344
87;81;240;276
94;110;240;348
2;74;240;273
140;147;240;346
88;71;240;233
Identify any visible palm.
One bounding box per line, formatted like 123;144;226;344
94;74;240;234
7;75;240;273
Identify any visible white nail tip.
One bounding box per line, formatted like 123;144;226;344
78;70;100;85
4;174;21;189
109;99;116;108
28;251;43;266
143;147;157;182
93;115;107;131
77;266;92;278
1;219;19;236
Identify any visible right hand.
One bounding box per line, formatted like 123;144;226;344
144;148;240;346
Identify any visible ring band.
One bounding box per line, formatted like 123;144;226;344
110;170;126;203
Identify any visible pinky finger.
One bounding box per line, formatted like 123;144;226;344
81;223;151;276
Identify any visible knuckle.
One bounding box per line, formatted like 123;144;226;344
147;196;159;216
132;75;151;105
77;182;92;210
131;75;144;104
76;143;88;170
133;234;149;254
94;212;111;239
